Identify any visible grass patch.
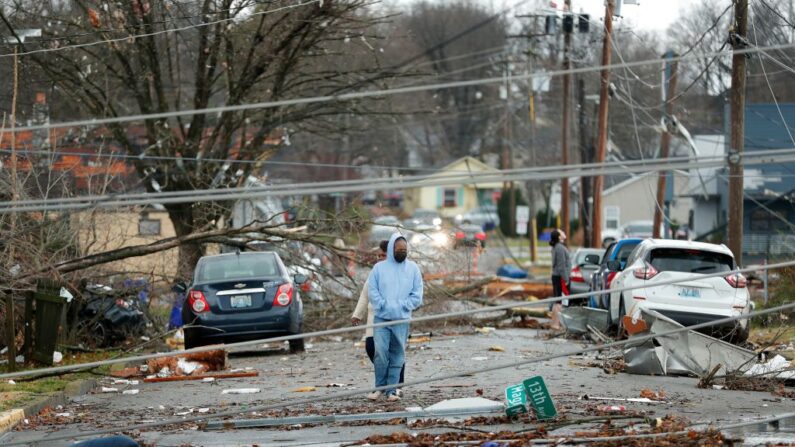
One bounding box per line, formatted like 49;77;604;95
0;350;119;412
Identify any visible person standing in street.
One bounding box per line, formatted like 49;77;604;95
366;233;423;402
549;229;571;330
351;241;406;387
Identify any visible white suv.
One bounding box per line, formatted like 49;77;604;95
606;239;751;343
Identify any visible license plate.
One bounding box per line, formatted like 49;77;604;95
678;287;701;298
230;295;252;308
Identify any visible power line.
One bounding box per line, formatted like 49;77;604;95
4;148;795;213
3;41;795;135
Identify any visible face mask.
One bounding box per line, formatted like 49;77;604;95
394;252;407;263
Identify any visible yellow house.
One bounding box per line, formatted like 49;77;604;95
403;156;503;219
73;207;181;280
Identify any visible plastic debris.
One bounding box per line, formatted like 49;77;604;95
100;387;119;393
221;388;261;394
598;405;627;412
7;380;15;385
122;389;140;395
198;408;210;413
471;356;488;361
53;351;63;364
55;412;71;417
745;355;795;380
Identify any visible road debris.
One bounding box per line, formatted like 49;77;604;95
581;395;664;404
221;388;261;394
142;371;258;383
639;388;667;401
488;346;505;352
146;349;226;377
745;354;795;380
559;307;610;335
99;387;118;393
122;389;140;395
292;386;317;392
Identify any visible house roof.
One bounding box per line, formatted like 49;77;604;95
418;156;502;189
729;103;795;197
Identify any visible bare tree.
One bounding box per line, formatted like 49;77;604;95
1;0;402;277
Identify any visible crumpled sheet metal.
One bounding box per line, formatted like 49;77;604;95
560;307;610;335
623;309;756;377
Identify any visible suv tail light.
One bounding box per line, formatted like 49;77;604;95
725;272;747;288
474;232;486;241
571;266;584;283
275;283;294;306
633;262;659;280
188;290;209;313
455;231;465;240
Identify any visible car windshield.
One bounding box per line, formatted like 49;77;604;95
626;224;653;234
374;216;398;225
649;248;733;274
575;251;601;265
413;210;438;218
196;254;281;283
615;242;639;263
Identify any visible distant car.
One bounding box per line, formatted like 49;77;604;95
454;205;500;231
590;238;643;309
369;215;401;244
606;239;750;343
601;227;622;248
404;208;442;230
620;220;657;239
569;248;605;299
453;224;487;249
408;224;451;252
182;252;308;352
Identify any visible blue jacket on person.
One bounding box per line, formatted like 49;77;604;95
368;232;423;320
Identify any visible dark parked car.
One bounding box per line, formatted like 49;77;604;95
182;252;307;352
589;238;642;309
569;248;605;298
453;224;487;249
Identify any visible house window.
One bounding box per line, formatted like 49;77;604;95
605;206;620;230
443;188;457;207
138;218;161;236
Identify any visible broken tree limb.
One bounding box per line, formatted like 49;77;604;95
698;364;723;388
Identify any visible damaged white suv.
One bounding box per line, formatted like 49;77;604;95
606;239;751;343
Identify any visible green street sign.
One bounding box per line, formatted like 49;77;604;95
504;384;527;417
522;376;557;420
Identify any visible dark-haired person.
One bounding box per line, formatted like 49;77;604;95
549;229;571;330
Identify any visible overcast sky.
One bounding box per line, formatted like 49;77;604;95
568;0;705;32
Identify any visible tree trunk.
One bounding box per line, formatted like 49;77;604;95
166;203;203;281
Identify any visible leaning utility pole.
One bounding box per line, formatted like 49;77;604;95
653;54;678;239
728;0;748;266
591;0;614;248
560;0;573;238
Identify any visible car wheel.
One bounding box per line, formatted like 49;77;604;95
730;322;750;345
616;296;627;339
289;337;305;353
183;326;202;350
602;238;615;248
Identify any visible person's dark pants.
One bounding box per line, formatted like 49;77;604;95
366;336;404;384
551;275;572;308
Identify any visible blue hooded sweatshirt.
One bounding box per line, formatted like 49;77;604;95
368;232;423;320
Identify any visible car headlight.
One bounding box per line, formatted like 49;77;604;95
432;217;442;226
431;232;450;247
454;214;463;222
411;234;424;246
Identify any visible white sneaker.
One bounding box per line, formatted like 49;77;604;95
366;391;383;401
387;393;401;402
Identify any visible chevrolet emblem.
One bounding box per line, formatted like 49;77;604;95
234;283;246;289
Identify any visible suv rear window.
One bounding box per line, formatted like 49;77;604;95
615;242;639;263
649;248;733;274
197;254;280;283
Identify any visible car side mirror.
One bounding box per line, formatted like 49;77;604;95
584;254;601;265
293;274;308;285
606;260;621;272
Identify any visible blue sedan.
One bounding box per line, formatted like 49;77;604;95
182;252;307;352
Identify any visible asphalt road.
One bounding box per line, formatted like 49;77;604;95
3;326;793;446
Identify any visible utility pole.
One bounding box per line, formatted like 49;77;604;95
653;54;678;239
591;0;614;248
577;78;592;247
560;0;572;238
728;0;748;266
502;59;516;237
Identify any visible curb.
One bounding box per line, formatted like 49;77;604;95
0;378;98;435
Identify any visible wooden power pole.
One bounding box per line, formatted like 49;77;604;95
591;0;614;248
560;0;572;238
653;54;678;239
728;0;748;266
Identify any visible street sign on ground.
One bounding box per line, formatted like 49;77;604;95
504;383;528;417
522;376;557;420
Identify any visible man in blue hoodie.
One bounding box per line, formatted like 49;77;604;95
366;232;423;401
